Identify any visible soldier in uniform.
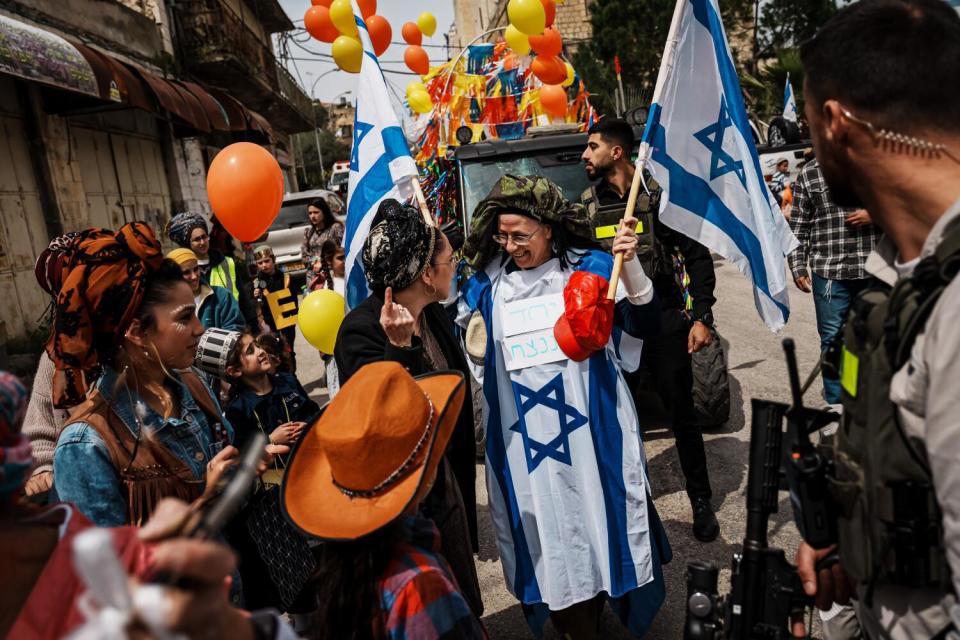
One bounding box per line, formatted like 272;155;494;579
581;118;720;542
792;1;960;637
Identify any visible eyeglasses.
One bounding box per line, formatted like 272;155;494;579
492;227;542;246
431;255;457;267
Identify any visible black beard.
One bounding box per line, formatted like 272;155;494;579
820;167;866;209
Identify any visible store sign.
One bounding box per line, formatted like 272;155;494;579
0;14;98;97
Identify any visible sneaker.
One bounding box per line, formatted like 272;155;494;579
691;496;720;542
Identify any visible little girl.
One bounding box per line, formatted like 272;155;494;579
222;331;321;622
224;331;319;458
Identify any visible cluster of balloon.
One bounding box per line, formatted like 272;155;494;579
402;12;436;75
405;81;432;115
207;143;283;242
304;0;392;72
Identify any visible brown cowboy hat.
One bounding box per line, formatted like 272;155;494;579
281;361;465;540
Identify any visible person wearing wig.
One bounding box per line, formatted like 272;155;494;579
49;222;279;527
334;199;483;617
457;175;669;639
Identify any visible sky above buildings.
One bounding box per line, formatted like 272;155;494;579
277;0;455;106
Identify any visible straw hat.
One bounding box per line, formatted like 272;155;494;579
282;361;465;540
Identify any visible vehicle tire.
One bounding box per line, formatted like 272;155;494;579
767;116;801;148
691;330;730;428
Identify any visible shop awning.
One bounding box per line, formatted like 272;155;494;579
180;81;231;132
71;42;153;111
0;13;98;97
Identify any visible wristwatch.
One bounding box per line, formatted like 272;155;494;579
695;311;715;328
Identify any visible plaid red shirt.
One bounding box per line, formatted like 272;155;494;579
375;515;486;640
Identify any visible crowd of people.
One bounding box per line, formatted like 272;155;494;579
4;0;960;638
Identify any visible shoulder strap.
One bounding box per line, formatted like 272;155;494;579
581;185;598;218
66;393;131;472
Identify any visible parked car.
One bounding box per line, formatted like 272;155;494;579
254;189;345;283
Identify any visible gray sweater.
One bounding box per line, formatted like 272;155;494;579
23;352;69;476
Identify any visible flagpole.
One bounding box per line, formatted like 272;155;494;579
410;175;435;226
607;0;688;300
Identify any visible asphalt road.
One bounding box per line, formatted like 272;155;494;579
295;256;825;638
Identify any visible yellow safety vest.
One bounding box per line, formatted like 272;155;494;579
209;257;239;301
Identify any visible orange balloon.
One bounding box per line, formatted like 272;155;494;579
540;83;567;117
404;45;429;75
529;26;562;57
310;0;331;5
357;0;376;18
541;0;556;26
366;15;392;56
531;55;567;84
207;143;284;243
401;22;422;46
305;6;339;43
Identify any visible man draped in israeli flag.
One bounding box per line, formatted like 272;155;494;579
643;0;798;330
344;2;419;309
458;175;669;637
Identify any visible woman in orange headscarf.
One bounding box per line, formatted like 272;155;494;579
48;223;253;526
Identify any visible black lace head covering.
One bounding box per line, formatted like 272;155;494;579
362;199;438;293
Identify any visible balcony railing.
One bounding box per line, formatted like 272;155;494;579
173;0;313;131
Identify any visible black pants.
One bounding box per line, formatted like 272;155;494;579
632;308;712;500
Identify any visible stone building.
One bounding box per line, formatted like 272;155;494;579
0;0;312;347
447;0;593;57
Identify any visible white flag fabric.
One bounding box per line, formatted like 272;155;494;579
643;0;798;330
783;72;798;123
344;3;418;309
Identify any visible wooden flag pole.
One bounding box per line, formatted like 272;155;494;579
410;176;435;227
605;0;686;301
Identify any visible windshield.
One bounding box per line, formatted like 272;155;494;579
460;158;594;229
271;200;311;231
329;172;348;186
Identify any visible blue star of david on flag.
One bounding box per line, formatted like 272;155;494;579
349;121;374;171
510;373;588;473
693;94;746;188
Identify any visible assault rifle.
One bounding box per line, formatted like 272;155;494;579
684;339;839;639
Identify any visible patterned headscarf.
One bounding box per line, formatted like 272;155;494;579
0;371;31;506
362;199;437;292
34;232;81;296
46;222;164;408
165;212;208;248
463;174;594;269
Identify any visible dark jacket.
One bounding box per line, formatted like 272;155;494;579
225;372;320;463
334;294;479;551
595;179;717;320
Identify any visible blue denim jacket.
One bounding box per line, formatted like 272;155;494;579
53;367;234;526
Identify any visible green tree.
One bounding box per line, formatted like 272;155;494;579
756;0;837;61
573;0;753;117
292;101;351;190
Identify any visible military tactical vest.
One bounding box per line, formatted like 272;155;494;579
581;174;667;277
834;218;960;595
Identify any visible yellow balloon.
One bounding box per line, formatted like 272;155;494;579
406;81;427;97
408;89;433;114
332;35;362;73
329;0;358;36
298;289;346;354
504;24;531;55
417;12;437;37
562;62;575;87
507;0;545;36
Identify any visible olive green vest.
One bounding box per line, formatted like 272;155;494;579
834;219;960;595
581;174;665;277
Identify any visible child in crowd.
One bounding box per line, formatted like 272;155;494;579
304;240;345;295
252;245;299;371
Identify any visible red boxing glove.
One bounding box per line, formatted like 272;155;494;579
554;271;615;361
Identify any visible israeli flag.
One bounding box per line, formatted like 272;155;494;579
642;0;798;330
344;2;419;309
783;72;798;123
